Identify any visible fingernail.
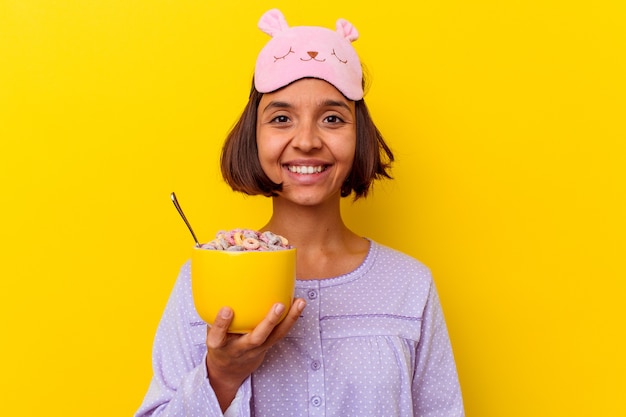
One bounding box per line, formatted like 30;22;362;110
274;303;285;316
219;307;232;319
296;299;306;310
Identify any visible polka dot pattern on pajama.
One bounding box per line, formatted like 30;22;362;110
135;240;464;416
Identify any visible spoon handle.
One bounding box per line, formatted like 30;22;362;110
170;192;201;247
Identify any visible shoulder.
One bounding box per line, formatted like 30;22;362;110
320;240;435;323
168;260;193;303
369;240;433;283
164;260;204;324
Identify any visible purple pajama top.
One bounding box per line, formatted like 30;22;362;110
136;240;464;416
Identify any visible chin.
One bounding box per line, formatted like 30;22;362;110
278;189;341;207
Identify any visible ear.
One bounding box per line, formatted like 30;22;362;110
336;18;359;42
258;9;290;37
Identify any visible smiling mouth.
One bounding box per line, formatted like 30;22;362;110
286;165;327;174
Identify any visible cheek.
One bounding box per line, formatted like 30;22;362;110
256;139;283;181
347;143;357;163
336;139;357;168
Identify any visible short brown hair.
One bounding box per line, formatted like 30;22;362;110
220;80;394;200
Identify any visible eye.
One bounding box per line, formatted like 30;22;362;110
273;47;295;62
331;49;347;64
271;115;290;123
324;115;344;124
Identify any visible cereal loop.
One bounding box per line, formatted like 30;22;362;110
233;231;245;246
242;237;261;250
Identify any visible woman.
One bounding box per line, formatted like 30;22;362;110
136;9;464;416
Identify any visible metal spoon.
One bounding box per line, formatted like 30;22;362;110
170;192;201;247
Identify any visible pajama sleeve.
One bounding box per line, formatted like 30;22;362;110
412;280;465;416
135;262;253;416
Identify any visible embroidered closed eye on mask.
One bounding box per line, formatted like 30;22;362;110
254;9;364;101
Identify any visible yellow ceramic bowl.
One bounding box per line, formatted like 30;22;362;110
191;247;296;334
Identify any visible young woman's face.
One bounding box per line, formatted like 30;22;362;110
256;78;356;207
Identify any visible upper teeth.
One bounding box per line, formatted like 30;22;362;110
288;165;324;174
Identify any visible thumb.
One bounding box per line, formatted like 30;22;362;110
206;306;234;349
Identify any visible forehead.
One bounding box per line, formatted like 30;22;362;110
258;78;355;111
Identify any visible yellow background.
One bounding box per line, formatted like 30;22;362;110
1;0;624;415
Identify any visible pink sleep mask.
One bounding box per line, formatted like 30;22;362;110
254;9;363;101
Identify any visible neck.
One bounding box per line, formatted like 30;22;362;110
262;197;349;249
261;197;369;280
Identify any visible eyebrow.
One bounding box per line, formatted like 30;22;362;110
322;99;352;112
261;99;352;113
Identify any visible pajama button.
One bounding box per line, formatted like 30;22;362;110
311;360;321;370
307;289;318;300
311;396;322;407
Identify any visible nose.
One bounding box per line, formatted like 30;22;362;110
291;121;322;152
307;51;318;59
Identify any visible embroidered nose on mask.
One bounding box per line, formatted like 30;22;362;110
302;51;325;62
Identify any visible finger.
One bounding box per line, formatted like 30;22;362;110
249;298;307;347
206;306;234;349
245;302;287;345
266;298;306;344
